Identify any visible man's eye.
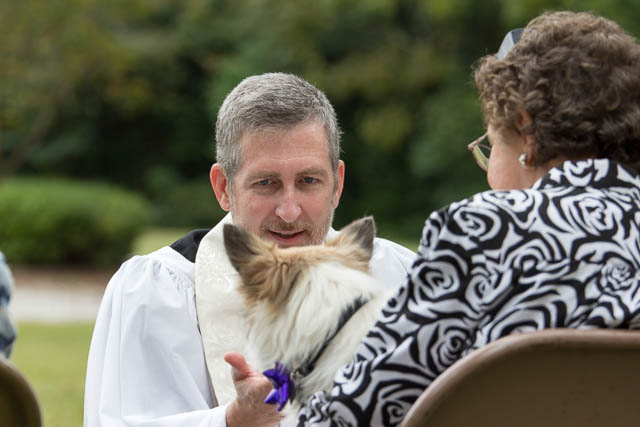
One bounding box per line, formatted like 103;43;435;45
302;177;317;184
256;179;271;186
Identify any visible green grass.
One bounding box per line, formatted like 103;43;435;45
4;229;187;427
11;322;95;427
132;226;191;255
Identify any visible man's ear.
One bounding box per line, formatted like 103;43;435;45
332;160;345;209
210;164;231;212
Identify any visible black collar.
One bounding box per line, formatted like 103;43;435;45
170;229;210;263
293;296;369;380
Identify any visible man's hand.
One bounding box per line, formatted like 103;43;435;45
225;352;283;427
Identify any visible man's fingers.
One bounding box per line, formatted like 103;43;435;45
224;352;253;381
225;352;276;404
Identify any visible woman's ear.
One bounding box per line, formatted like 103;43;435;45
516;111;536;161
515;110;533;134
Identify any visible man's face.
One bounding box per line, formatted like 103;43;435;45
212;121;344;248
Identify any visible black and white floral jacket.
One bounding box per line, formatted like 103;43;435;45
298;159;640;426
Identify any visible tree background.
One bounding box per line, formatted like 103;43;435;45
3;0;639;246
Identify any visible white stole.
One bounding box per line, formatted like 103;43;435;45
194;213;244;405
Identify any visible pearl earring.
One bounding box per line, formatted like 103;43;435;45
519;153;527;167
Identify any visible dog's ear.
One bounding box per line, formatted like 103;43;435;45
328;216;375;266
223;224;295;305
223;224;265;277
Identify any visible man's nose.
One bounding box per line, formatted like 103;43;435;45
275;190;302;223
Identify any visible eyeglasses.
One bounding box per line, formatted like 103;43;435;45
497;28;524;60
466;30;523;172
467;132;490;171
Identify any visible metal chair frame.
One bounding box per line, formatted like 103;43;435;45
401;328;640;427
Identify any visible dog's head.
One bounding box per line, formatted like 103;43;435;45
223;216;376;309
223;216;383;399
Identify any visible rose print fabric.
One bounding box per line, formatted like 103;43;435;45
0;251;16;358
298;159;640;426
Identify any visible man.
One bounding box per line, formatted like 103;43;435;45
84;73;415;427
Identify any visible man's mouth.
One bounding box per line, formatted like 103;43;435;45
269;230;304;239
267;229;307;246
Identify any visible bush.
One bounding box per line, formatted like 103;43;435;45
144;166;226;228
0;177;152;265
153;179;226;228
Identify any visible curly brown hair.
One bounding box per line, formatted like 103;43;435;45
474;11;640;172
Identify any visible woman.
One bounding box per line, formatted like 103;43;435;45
297;10;640;426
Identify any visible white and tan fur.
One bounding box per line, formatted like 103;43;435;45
223;217;394;421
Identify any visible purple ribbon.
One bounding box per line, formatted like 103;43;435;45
263;361;296;411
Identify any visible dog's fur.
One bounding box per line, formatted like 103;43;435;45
223;217;394;420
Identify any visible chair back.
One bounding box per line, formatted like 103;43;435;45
401;328;640;427
0;356;42;427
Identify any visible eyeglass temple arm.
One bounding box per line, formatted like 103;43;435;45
497;28;524;60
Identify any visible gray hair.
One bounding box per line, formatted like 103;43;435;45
215;73;341;183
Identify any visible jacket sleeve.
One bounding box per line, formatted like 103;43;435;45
84;252;228;427
298;205;488;426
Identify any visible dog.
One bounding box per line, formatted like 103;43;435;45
223;216;396;423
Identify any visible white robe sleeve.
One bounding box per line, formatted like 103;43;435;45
370;238;416;289
84;249;229;427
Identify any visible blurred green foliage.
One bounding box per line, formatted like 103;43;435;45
0;178;152;265
2;0;640;240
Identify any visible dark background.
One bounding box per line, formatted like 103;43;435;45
3;0;638;244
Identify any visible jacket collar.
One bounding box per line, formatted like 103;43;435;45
532;159;640;191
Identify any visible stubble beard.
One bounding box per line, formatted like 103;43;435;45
230;205;334;247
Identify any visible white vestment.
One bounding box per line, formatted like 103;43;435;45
84;214;415;427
